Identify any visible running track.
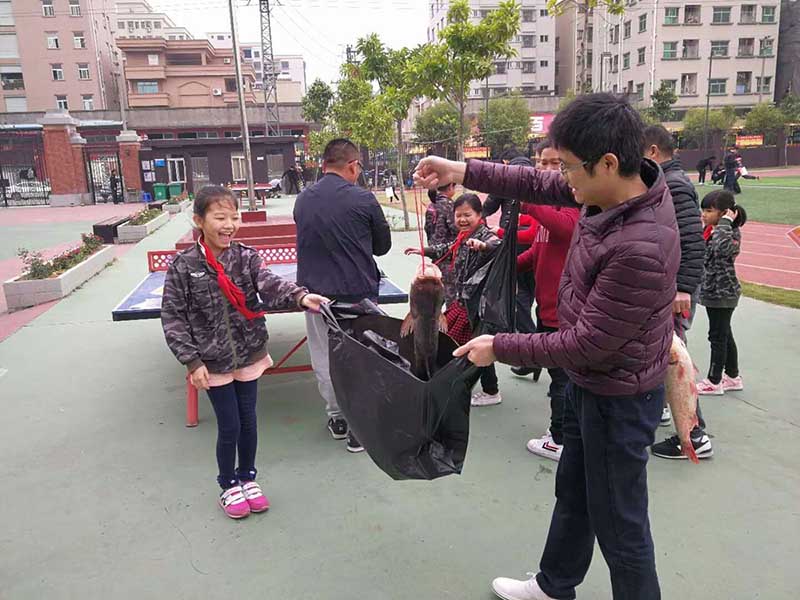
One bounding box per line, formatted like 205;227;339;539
739;221;800;290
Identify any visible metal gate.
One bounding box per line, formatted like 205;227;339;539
0;130;50;206
85;149;122;204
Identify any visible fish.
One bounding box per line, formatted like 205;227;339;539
400;259;448;381
665;333;700;463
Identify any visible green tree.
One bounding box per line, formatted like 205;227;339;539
649;82;678;122
301;79;335;124
351;96;395;189
779;92;800;123
682;106;736;149
408;0;521;160
477;94;530;154
744;103;787;144
413;102;466;159
330;64;373;138
557;88;576;112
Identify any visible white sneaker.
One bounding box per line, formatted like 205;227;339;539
660;406;672;427
526;435;563;461
471;391;502;406
492;573;556;600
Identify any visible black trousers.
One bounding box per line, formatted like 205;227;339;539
516;271;537;335
697;168;706;184
706;306;739;384
539;324;569;445
537;382;663;600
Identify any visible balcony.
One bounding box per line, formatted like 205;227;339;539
124;65;166;80
128;92;170;107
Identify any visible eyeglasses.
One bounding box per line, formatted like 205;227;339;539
348;159;364;170
559;160;591;177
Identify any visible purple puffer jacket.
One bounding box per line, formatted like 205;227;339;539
464;159;680;395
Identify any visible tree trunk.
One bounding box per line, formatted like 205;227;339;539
396;119;410;230
457;100;465;161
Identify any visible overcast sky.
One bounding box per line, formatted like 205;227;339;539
149;0;429;87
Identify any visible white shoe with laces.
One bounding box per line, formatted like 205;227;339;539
471;391;502;406
492;573;556;600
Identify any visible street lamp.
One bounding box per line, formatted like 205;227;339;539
758;35;774;103
703;49;717;152
598;52;612;92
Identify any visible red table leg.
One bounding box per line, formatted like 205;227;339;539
186;375;199;427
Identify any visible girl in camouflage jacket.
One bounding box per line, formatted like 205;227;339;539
161;186;328;519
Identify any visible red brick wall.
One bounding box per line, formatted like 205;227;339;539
42;125;88;195
118;142;142;192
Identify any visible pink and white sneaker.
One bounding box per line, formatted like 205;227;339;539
697;379;724;395
722;374;744;391
219;485;251;519
241;481;270;513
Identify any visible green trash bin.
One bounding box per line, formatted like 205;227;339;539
153;183;168;200
168;183;183;198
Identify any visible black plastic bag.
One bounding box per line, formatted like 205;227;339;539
322;203;519;480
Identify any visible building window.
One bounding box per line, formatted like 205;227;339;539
224;78;237;92
281;60;289;71
0;70;23;90
494;61;507;75
168;157;186;183
709;78;727;94
117;21;125;28
587;26;593;43
51;64;64;81
42;0;54;17
712;7;732;23
623;20;631;39
738;38;755;57
77;63;90;79
662;79;677;93
612;54;619;72
154;21;161;29
762;6;776;22
627;80;634;93
684;5;701;24
623;52;631;69
664;7;679;24
680;73;697;95
231;154;247;181
757;75;772;93
638;47;646;64
69;0;81;17
611;24;619;43
682;39;700;59
639;13;647;32
587;50;593;66
55;95;68;109
711;40;729;57
663;41;678;59
136;81;159;94
537;35;548;44
540;9;548;16
243;48;252;59
46;33;59;49
736;71;752;93
760;37;774;56
522;9;535;22
522;35;535;48
522;60;536;73
539;85;549;91
147;54;159;66
740;4;756;23
73;32;86;49
82;94;94;110
177;132;198;139
540;60;549;67
636;83;645;100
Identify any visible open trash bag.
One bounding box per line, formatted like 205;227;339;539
323;200;520;481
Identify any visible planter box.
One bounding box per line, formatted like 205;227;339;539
3;245;116;310
117;211;170;243
165;199;191;214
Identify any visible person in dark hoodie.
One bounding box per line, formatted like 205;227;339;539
416;93;678;600
642;126;713;460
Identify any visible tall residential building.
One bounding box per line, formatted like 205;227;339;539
555;3;594;94
114;1;193;41
427;0;558;98
0;0;119;113
591;1;780;110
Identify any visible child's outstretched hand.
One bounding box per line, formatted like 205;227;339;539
405;247;423;256
300;293;330;312
190;365;210;390
466;239;488;251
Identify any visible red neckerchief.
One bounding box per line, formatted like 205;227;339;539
199;237;265;320
703;225;713;241
435;223;481;269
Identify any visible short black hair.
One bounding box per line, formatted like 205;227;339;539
549;93;644;177
700;190;748;227
194;185;238;217
453;192;482;214
535;139;552;155
323;138;359;166
643;125;675;156
500;147;526;162
437;181;455;191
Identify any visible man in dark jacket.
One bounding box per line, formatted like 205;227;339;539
294;138;391;453
723;146;741;193
416;94;678;600
695;155;715;185
643;125;713;459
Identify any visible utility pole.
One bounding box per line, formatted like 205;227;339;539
703;52;714;152
260;0;280;138
228;0;256;210
346;45;356;64
758;35;774;103
577;0;590;93
113;49;128;130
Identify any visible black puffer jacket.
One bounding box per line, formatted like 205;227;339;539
661;159;704;294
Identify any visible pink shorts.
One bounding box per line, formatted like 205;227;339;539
207;354;274;388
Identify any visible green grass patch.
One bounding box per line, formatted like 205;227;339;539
741;281;800;309
694;182;800;225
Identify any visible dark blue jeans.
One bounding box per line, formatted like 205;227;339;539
207;379;259;490
537;382;663;600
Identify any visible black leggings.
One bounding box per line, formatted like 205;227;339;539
698;168;706;184
207;379;259;490
706;307;739;384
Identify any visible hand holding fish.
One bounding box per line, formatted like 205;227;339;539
453;334;496;366
405;247;423;256
413;156;466;189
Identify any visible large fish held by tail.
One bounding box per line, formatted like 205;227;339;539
400;259;448;381
665;333;700;463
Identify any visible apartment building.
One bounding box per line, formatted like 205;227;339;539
114;1;192;41
0;0;119;113
427;0;558;98
555;2;594;94
591;0;780;109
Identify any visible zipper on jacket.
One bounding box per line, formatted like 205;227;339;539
221;295;241;368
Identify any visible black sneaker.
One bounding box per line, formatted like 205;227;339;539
327;417;348;440
346;432;365;453
651;433;713;460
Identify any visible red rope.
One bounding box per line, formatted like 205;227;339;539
413;186;425;271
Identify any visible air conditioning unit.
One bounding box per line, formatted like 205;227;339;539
223;58;231;64
212;88;223;96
